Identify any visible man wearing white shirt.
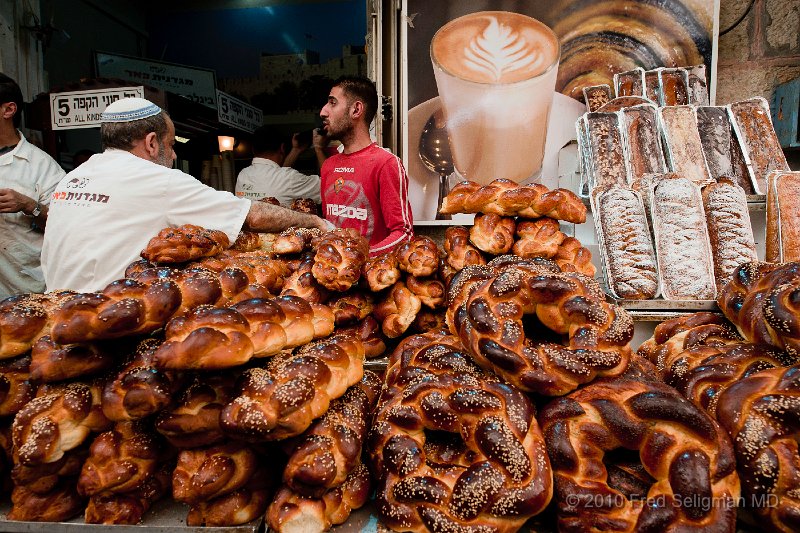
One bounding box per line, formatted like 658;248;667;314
42;97;330;293
0;73;65;297
235;125;321;205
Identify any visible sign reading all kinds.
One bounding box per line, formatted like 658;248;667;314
50;86;145;130
216;90;263;133
95;51;218;109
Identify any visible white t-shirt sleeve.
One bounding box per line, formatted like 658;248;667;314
286;169;321;203
165;172;250;243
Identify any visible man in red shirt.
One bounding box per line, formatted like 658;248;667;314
318;76;413;256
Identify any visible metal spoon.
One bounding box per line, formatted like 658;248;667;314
419;109;454;220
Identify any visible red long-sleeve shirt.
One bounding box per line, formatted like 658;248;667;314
321;143;413;255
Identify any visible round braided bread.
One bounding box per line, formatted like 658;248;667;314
280;253;330;304
439;179;587;223
362;251;401;292
220;333;365;442
539;378;740;532
290;197;320;215
454;259;633;395
396;236;440;277
186;486;273;527
717;365;800;532
10;441;87;495
443;226;485;272
373;280;422;338
336;316;386;359
172;441;261;505
512;217;566;259
469;213;516;255
84;463;171;524
312;228;369;292
30;335;116;383
273;227;322;255
7;479;86;522
369;334;553;533
717;261;800;354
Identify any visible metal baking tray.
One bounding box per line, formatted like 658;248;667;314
0;500;261;533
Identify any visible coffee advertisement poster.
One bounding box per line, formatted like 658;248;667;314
402;0;719;220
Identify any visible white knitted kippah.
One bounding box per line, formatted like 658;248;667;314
101;97;161;122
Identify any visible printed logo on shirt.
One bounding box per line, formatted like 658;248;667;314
334;177;344;193
52;191;110;204
326;204;367;220
65;177;89;189
333;167;355;173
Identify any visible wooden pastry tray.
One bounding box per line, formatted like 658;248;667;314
0;500;261;533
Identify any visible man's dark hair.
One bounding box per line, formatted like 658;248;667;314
251;125;285;156
0;73;24;128
333;75;378;126
100;111;170;151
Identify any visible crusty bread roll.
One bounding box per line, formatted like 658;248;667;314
594;187;658;299
701;179;757;290
651;176;716;300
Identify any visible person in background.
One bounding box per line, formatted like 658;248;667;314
319;75;413;256
71;149;96;168
42;97;331;293
0;73;65;298
235;125;320;205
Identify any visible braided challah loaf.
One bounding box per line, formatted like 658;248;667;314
512;217;566;259
369;335;553;533
140;224;230;264
396;235;439;277
155;373;236;448
84;463;171;524
469;213;516;255
0;354;34;416
540;378;740;532
718;261;800;357
717;365;800;532
101;338;183;422
0;290;76;359
267;462;371;533
405;275;446;309
7;479;85;522
77;420;169;497
30;335;115;383
231;230;276;253
373;280;422;338
443;226;485;271
12;381;111;466
282;370;381;497
454;260;632;395
280;253;330;303
290;197;319;215
172;441;260;505
312;228;369;291
362;251;401;292
220;333;364;441
186;486;272;527
336;316;386;359
327;290;374;326
439;179;587;222
273;227;322;255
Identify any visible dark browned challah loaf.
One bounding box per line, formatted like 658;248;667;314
0;290;76;359
6;479;86;522
101;338;183;422
443;226;485;271
172;441;260;505
77;420;169;497
454;258;632;395
440;179;587;223
0;354;34;416
282;370;381;497
289;197;320;215
29;336;115;383
368;334;553;533
267;462;371;533
311;228;369;292
395;235;439;277
362;251;401;292
539;378;740;532
155;372;236;449
273;227;322;255
372;280;422;339
140;224;230;264
717;261;800;357
280;253;330;303
84;463;171;524
717;365;800;533
12;381;111;467
220;334;364;442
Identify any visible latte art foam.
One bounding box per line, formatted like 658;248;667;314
431;11;559;85
464;17;543;83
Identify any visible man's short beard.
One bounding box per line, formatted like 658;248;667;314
154;140;172;168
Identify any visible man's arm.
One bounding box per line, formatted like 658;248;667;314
312;129;329;171
369;158;414;255
283;133;308;168
0;188;48;230
244;201;331;232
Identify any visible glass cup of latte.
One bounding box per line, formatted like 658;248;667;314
430;11;560;185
